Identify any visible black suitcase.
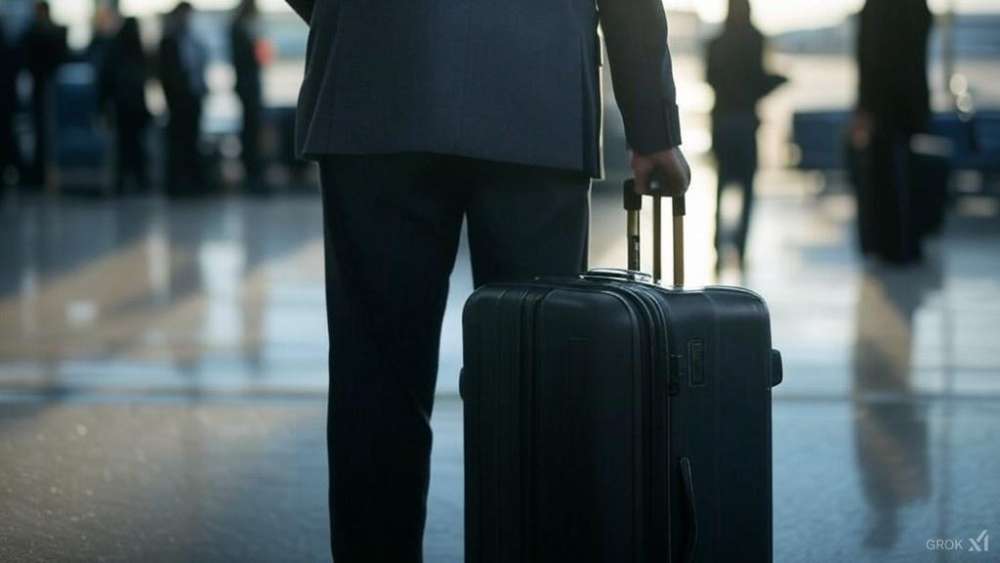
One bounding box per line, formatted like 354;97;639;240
462;182;783;563
847;131;941;263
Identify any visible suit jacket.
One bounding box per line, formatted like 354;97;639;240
0;30;19;117
285;0;681;177
707;24;764;120
159;28;208;114
23;22;68;88
857;0;931;134
230;17;263;103
98;34;151;123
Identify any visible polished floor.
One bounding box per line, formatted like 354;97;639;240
3;167;1000;562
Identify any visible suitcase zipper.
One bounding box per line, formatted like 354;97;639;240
623;283;675;562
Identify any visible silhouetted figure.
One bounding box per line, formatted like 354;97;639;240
98;18;152;194
852;0;932;264
86;4;119;68
230;0;265;192
0;25;22;191
706;0;785;272
22;1;68;188
159;2;208;195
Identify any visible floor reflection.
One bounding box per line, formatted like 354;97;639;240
0;197;328;395
852;261;941;550
2;185;1000;562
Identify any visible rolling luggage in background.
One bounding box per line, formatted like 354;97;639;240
909;133;953;237
462;182;783;563
848;131;952;262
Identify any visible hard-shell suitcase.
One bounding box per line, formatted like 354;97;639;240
462;182;783;563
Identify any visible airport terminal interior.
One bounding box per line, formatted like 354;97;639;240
1;0;1000;561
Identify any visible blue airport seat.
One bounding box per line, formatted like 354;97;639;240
793;109;1000;183
970;111;1000;174
791;111;850;171
928;114;975;160
54;63;111;189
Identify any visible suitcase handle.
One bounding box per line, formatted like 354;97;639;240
623;179;686;287
679;456;698;563
582;268;653;284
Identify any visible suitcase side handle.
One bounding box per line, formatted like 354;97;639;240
679;456;698;563
623;179;686;287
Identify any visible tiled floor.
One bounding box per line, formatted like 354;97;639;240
3;170;1000;561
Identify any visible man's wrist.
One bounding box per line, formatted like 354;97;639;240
627;102;682;155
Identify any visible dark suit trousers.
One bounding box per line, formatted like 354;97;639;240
712;113;758;262
165;102;204;193
238;90;263;185
319;153;590;562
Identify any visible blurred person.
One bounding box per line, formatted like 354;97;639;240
22;0;67;188
230;0;266;192
852;0;933;264
706;0;786;272
159;2;208;195
98;17;151;194
86;3;121;68
284;0;691;560
0;24;22;192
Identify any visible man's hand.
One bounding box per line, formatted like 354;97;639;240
850;111;874;150
631;147;691;197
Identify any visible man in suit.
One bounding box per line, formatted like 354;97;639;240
22;1;67;188
284;1;690;560
159;2;208;195
230;0;265;192
0;24;22;194
853;0;932;264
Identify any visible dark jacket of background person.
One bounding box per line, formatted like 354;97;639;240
86;5;120;70
284;0;682;177
22;2;68;187
857;0;932;134
705;0;785;267
158;3;208;193
0;25;22;185
98;18;151;193
853;0;933;264
230;0;264;188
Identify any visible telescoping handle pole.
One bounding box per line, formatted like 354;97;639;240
622;179;686;287
672;196;686;287
624;180;643;273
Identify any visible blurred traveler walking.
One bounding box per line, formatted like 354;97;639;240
159;2;208;196
852;0;933;264
22;1;68;189
0;25;22;193
86;3;120;68
285;0;691;560
98;18;152;195
231;0;266;193
706;0;785;272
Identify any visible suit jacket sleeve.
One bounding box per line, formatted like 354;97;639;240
856;5;877;114
285;0;315;24
599;0;682;153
